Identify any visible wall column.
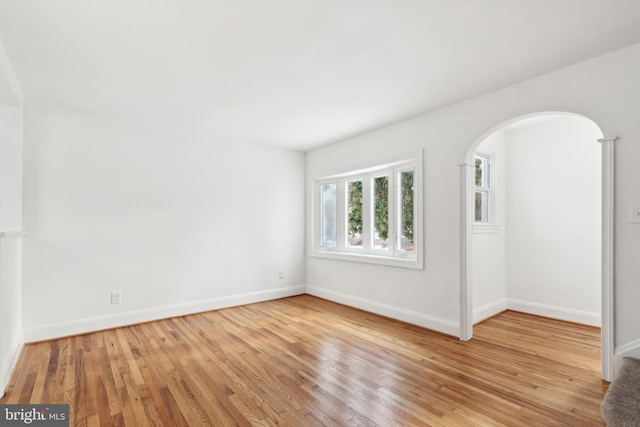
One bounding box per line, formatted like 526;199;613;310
599;136;616;381
459;163;474;341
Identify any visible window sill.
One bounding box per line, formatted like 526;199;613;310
309;250;424;270
472;223;502;234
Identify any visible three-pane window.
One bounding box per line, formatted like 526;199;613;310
314;156;421;269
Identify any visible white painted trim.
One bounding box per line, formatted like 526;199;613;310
473;299;508;324
613;338;640;376
599;136;616;382
459;163;474;340
308;251;423;270
306;285;459;337
1;332;24;397
472;223;502;234
0;231;25;238
614;338;640;357
463;119;614;381
507;299;601;327
473;149;496;224
310;150;424;271
23;286;306;342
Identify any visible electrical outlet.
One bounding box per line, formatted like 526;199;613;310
111;292;122;304
279;269;285;279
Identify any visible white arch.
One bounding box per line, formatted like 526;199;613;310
459;111;614;381
463;111;599;164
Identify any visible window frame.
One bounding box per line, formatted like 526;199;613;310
319;182;338;248
474;150;494;224
311;152;423;270
345;176;365;251
395;164;417;255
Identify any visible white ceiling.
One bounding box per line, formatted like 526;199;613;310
1;1;640;151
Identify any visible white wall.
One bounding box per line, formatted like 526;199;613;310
22;101;307;341
0;105;23;395
0;235;23;395
307;42;640;360
306;124;464;335
0;105;22;231
472;116;602;325
472;131;507;322
505;117;601;325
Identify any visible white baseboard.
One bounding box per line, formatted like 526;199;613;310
614;338;640;377
305;285;459;337
23;286;306;343
1;332;24;397
506;299;601;327
473;299;508;324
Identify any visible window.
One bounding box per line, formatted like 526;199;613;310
320;183;337;247
346;179;363;248
397;168;415;251
313;153;423;269
474;152;493;223
372;174;389;251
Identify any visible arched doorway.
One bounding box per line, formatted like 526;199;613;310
460;111;614;381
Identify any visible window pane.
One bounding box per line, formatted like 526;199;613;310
346;180;363;248
321;183;337;247
475;190;489;222
373;176;389;250
475;158;484;187
475;155;491;189
398;170;414;251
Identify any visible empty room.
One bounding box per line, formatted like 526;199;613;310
1;1;640;425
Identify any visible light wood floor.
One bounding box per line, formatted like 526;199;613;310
1;295;608;426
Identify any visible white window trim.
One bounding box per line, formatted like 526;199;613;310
473;150;496;224
472;223;501;234
473;149;502;234
311;151;424;270
344;175;366;252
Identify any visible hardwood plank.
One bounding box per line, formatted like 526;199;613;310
1;295;608;425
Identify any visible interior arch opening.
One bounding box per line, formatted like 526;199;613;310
463;112;607;377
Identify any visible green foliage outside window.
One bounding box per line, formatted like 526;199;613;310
400;171;414;244
348;181;363;238
346;172;414;246
475;158;483;186
374;176;389;241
